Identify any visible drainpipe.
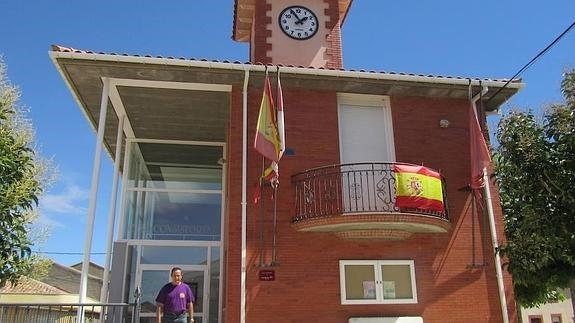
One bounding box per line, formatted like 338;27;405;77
473;86;510;323
240;67;250;323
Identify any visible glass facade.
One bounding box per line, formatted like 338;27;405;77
123;142;222;241
119;140;224;323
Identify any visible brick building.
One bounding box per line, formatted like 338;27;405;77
50;1;523;322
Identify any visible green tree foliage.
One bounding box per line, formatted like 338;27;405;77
494;69;575;307
0;59;50;287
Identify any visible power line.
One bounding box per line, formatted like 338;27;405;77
32;250;105;255
486;19;575;104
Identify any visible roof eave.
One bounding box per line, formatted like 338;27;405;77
49;47;523;94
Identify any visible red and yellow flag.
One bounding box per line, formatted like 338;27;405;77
253;73;286;204
469;100;491;190
252;165;277;204
394;164;445;213
254;75;281;163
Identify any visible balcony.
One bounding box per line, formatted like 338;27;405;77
291;163;450;240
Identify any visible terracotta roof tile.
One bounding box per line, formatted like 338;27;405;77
0;276;67;295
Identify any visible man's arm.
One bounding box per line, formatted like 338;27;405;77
188;301;194;322
156;303;164;323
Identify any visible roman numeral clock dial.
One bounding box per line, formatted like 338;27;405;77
279;5;318;40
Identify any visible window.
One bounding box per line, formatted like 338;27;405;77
551;314;562;323
339;260;417;304
337;93;395;164
122;142;224;241
528;315;543;323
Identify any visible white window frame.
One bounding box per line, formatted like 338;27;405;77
339;259;417;305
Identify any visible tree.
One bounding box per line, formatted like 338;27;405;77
0;58;51;287
494;69;575;307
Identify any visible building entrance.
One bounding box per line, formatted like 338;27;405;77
110;140;225;323
137;264;208;323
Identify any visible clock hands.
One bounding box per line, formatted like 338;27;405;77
290;9;302;22
290;8;308;25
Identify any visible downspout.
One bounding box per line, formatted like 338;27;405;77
240;67;250;323
473;86;510;323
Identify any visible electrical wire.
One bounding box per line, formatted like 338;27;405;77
32;250;105;255
486;20;575;104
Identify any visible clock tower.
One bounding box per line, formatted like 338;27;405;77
233;0;352;69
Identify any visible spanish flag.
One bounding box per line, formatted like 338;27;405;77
394;164;445;213
253;73;284;204
254;75;281;163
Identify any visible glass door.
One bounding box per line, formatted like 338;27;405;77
137;265;208;323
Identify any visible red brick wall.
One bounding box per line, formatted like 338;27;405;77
324;0;343;69
224;87;516;322
250;0;272;64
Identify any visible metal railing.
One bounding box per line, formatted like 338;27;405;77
292;162;449;222
0;302;138;323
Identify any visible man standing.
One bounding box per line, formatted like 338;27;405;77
156;267;195;323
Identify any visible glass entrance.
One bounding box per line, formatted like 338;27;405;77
137;265;208;323
113;140;224;322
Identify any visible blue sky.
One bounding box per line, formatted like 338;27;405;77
0;1;573;266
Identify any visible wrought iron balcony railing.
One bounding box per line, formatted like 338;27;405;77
292;162;449;223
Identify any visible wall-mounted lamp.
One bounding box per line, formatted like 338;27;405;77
439;119;450;128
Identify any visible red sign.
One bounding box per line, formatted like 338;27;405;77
259;269;275;281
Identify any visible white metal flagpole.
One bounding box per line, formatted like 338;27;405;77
482;167;510;323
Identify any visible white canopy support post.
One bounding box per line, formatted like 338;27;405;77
100;114;125;305
116;138;132;240
78;77;110;322
483;167;510;323
240;67;249;323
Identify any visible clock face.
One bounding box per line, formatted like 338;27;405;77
278;5;319;40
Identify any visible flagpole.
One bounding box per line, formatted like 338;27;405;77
271;67;282;266
470;192;477;267
271;185;278;266
258;156;266;267
482;167;510;323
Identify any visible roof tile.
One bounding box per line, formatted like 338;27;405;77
0;276;67;295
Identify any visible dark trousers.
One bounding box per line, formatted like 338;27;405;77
163;312;188;323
